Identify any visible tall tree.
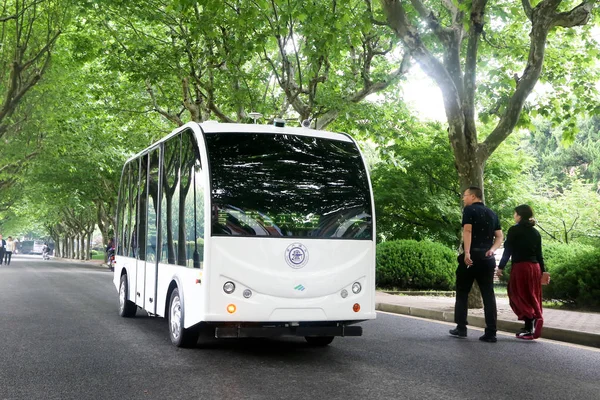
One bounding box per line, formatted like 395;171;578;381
0;0;71;211
377;0;597;194
0;0;68;138
9;33;168;244
248;0;410;128
83;1;409;128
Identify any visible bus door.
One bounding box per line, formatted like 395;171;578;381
144;148;160;313
136;155;147;309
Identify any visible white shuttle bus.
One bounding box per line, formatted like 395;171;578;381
114;121;375;347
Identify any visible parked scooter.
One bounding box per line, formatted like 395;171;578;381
107;247;115;271
42;244;50;260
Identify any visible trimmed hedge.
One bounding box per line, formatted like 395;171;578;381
376;240;457;290
542;242;595;273
543;248;600;309
499;242;594;283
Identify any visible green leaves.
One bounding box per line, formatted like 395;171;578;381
376;240;457;290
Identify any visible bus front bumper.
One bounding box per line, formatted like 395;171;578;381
214;323;363;338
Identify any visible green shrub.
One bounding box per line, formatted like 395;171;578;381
543;248;600;309
376;240;457;290
542;242;595;273
499;241;594;283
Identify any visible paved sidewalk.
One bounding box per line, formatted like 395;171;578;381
376;291;600;348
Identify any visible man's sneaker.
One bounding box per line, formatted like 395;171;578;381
533;318;544;339
479;334;497;343
449;328;467;338
516;330;534;340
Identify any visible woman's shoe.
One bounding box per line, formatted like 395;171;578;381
515;327;530;336
516;330;534;340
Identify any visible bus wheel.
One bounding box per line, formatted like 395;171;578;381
168;288;199;348
305;336;335;346
119;275;137;318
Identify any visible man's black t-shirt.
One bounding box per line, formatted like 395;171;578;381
462;202;501;251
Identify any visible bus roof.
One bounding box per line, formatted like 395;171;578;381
198;122;353;142
124;122;354;165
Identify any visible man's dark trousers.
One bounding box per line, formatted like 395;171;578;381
454;252;497;335
0;248;5;265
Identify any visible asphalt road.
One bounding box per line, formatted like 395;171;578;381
1;257;599;400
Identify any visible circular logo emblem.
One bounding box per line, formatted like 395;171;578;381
285;243;309;269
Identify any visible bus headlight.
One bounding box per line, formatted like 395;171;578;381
352;282;362;294
243;289;252;298
223;281;235;294
340;289;348;298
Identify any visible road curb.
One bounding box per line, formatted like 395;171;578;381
376;302;600;348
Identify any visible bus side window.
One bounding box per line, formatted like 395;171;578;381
161;133;181;265
117;164;130;257
129;159;140;258
146;148;160;262
180;129;203;268
138;154;148;261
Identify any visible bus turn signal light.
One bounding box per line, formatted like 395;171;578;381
353;303;360;312
227;304;237;314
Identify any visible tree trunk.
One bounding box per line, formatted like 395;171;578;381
86;233;92;261
468;281;484;309
55;237;61;258
80;235;85;260
97;201;112;255
457;154;485;309
86;223;94;261
64;237;68;258
73;236;77;259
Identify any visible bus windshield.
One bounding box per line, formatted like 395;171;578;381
205;132;372;239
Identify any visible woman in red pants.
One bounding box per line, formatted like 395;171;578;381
497;205;550;340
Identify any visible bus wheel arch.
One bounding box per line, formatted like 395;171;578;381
165;280;178;318
118;273;137;318
167;283;199;348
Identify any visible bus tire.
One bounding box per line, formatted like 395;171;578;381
305;336;335;346
119;274;137;318
168;288;199;348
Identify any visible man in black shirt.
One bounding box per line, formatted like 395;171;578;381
450;187;503;342
0;235;5;266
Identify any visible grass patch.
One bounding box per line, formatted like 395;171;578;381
493;284;507;295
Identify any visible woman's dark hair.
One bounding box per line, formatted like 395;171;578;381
515;204;535;227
